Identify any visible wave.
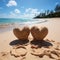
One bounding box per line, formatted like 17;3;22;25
0;19;47;28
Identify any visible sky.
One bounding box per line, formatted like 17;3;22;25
0;0;60;18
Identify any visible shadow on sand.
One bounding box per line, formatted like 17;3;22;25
30;40;53;48
9;39;53;48
9;39;29;46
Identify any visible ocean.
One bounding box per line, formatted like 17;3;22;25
0;18;47;25
0;18;47;32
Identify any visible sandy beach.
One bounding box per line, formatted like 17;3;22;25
0;18;60;60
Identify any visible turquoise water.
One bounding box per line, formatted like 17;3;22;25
0;18;47;25
0;18;31;24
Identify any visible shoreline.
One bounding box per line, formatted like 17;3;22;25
0;19;47;33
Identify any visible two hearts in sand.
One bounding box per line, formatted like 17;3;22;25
13;26;48;40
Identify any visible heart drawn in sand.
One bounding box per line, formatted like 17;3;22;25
31;26;48;40
13;27;30;40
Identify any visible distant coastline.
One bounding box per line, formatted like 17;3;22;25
34;4;60;19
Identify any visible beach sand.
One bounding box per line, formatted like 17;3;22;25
0;18;60;60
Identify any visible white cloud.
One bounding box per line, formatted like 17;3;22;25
22;13;35;18
25;8;31;13
9;12;17;18
6;0;17;7
23;8;40;18
25;8;40;14
9;9;21;18
2;8;40;18
10;12;15;16
14;9;20;14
